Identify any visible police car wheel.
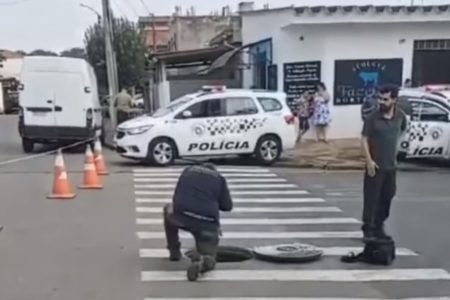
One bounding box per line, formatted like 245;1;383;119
255;135;281;165
147;138;176;166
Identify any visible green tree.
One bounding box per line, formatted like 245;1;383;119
29;49;58;56
84;17;146;93
60;47;87;59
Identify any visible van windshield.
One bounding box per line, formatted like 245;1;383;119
148;95;195;118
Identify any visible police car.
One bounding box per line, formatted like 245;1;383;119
114;86;298;166
397;87;450;160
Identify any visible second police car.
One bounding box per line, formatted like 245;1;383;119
397;87;450;161
114;86;298;166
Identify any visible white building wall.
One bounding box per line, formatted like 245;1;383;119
241;9;294;89
242;9;450;139
0;58;23;79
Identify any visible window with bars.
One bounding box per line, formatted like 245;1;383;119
414;39;450;50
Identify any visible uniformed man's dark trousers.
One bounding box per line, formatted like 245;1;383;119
163;204;219;272
362;169;397;232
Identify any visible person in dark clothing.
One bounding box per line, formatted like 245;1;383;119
361;84;407;241
162;163;233;281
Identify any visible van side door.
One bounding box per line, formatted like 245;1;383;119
405;99;450;159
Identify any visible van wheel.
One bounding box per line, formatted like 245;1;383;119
255;135;281;166
22;138;34;153
147;138;176;166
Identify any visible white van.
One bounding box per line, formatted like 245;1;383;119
18;56;103;152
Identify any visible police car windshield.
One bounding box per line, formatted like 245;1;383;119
148;95;194;117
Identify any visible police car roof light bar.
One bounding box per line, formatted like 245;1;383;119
424;84;450;92
201;85;227;92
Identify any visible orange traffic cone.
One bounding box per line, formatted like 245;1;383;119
94;138;109;175
79;144;103;189
48;149;76;199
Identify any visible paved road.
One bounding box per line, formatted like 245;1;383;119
0;115;140;300
2;114;450;299
134;166;450;299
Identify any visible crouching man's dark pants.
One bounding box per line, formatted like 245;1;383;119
362;169;397;232
163;204;219;272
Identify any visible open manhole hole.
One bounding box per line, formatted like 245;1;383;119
184;246;254;263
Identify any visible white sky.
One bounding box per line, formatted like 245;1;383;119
0;0;448;52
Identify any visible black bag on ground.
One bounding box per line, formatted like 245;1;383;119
341;239;396;266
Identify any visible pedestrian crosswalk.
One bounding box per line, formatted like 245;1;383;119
133;166;450;299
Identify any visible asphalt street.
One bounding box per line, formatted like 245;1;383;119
1;115;450;300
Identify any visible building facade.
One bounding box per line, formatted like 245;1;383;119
241;5;450;139
138;16;171;53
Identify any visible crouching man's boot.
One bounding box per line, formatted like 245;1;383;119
187;255;216;282
169;249;182;262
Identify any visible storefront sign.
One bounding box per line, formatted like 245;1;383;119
283;61;321;111
334;59;403;106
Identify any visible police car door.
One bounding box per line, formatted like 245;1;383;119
219;96;261;154
404;99;450;159
172;97;223;156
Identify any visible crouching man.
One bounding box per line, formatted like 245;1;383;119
163;163;233;281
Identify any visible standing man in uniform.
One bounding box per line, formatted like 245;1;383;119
361;84;407;241
114;88;133;125
162;163;233;281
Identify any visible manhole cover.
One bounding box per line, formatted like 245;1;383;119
253;243;323;263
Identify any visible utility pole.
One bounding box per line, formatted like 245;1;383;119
102;0;119;129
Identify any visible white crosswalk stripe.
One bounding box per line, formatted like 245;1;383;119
137;231;363;239
136;206;342;213
134;183;298;189
136;217;360;225
134;178;288;183
141;269;450;282
143;298;450;300
136;197;325;204
133;166;450;299
139;247;418;258
133;173;278;178
135;190;309;196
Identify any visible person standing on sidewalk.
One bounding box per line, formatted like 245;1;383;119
312;82;332;143
361;84;407;241
114;88;133;125
295;90;314;142
162;163;233;281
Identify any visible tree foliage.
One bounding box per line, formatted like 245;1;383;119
60;47;86;59
84;17;146;93
29;49;58;56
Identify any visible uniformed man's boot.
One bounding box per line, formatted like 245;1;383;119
362;225;377;242
376;226;392;241
187;260;201;282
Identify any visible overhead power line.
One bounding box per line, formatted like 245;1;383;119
139;0;151;15
115;0;140;18
110;0;128;18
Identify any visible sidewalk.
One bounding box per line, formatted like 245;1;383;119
278;139;445;172
279;139;366;170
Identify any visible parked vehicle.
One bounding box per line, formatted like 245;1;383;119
398;88;450;160
114;86;298;166
18;56;103;153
